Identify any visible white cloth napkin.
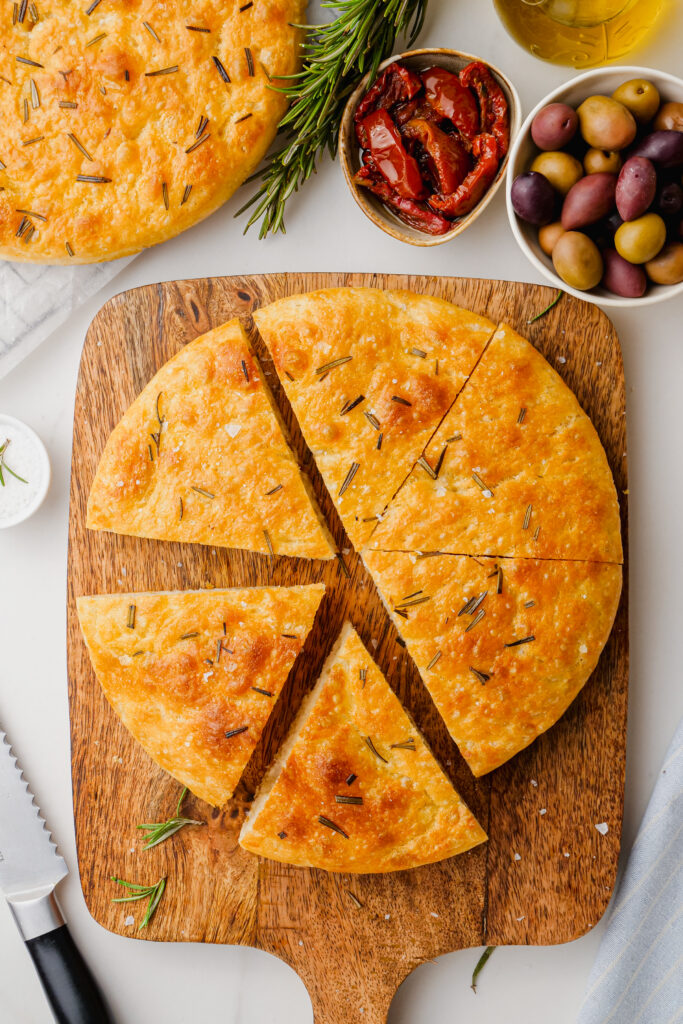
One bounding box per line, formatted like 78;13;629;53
577;718;683;1024
0;256;134;381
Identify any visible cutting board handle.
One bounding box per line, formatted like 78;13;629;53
301;956;414;1024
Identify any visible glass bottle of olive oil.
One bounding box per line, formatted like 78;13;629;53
493;0;667;67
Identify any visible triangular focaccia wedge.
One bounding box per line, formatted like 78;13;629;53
239;622;486;872
86;319;335;560
369;323;623;563
253;289;496;550
76;585;325;806
363;551;622;775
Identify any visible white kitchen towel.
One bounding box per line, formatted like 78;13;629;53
577;718;683;1024
0;256;133;381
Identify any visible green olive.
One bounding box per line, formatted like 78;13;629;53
612;79;661;124
583;148;622;175
615;213;667;264
645;242;683;284
538;221;565;255
531;151;583;196
552;231;603;290
577;95;637;151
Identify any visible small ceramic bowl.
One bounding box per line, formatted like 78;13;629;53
506;65;683;308
339;48;521;247
0;414;50;529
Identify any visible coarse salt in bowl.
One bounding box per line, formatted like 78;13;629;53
0;414;51;529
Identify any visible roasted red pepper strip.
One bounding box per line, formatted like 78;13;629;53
354;166;452;235
358;109;426;200
401;118;470;195
354;61;423;125
459;61;509;158
421;66;479;141
429;133;499;217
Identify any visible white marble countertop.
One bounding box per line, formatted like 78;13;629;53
2;3;683;1022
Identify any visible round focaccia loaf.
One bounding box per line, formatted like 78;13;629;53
0;0;303;263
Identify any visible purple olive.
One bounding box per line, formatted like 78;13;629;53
531;103;579;151
602;248;647;297
511;171;557;225
615;157;657;221
561;173;617;230
657;182;683;217
630;130;683;168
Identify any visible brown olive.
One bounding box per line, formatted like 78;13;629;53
552;231;603;290
584;148;622;175
653;101;683;132
538;221;565;255
645;242;683;284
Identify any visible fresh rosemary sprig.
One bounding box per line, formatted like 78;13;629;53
0;438;28;486
237;0;428;237
136;787;204;850
527;290;564;324
110;875;167;930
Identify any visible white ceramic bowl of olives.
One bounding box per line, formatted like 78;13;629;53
506;66;683;307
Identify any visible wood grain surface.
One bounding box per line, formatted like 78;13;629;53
67;274;628;1024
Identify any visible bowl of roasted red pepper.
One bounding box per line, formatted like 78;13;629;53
340;49;520;245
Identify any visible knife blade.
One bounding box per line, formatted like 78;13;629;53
0;725;114;1024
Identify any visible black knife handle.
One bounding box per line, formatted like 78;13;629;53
25;925;114;1024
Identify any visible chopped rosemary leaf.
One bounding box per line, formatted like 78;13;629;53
524;600;535;608
235;112;253;123
179;632;199;640
504;636;535;647
340;394;364;415
22;98;28;123
185;134;209;154
191;486;215;498
465;609;485;632
265;483;282;496
245;47;254;76
523;504;532;530
59;100;78;108
29;79;39;108
335;794;363;805
224;726;248;739
67;132;93;161
364;736;388;764
390;740;416;750
445;433;462;443
186;25;211;32
338;461;359;497
318;815;349;839
410;347;426;358
21;135;44;146
212;56;230;83
181;183;192;205
76;175;112;183
178;497;183;520
469;666;490;685
395;608;408;619
471;946;496;993
417;456;437;480
345;888;363;909
468;591;488;616
148;443;154;461
336;552;350;578
282;633;298;639
65;241;75;256
251;686;273;697
85;33;107;47
162;182;169;209
142;21;160;42
527;290;563;324
16;207;46;221
196;114;208;138
426;650;441;670
85;0;103;13
395;595;430;609
145;66;179;76
517;407;526;425
22;224;35;243
434;446;447;477
472;472;493;494
16;56;44;68
402;590;422;601
345;773;357;786
533;525;541;541
376;432;383;450
277;830;287;839
263;529;274;560
391;395;411;406
126;604;136;629
359;668;366;685
315;355;351;375
363;411;380;430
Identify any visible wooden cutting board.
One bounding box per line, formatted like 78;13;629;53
67;274;628;1024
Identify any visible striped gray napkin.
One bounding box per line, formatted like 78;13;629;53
0;256;133;380
577;718;683;1024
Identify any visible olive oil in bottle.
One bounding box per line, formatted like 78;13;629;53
493;0;667;67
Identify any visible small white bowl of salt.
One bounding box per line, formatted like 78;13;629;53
0;414;51;529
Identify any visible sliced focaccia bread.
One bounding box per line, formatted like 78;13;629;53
76;585;325;806
253;288;496;550
369;323;622;563
239;622;486;872
86;318;335;559
363;550;622;776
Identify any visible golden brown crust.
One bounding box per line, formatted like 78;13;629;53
86;318;335;559
76;585;324;806
239;622;486;872
0;1;304;263
253;288;496;550
363;551;622;775
369;323;623;563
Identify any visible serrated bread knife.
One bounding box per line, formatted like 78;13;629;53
0;726;114;1023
